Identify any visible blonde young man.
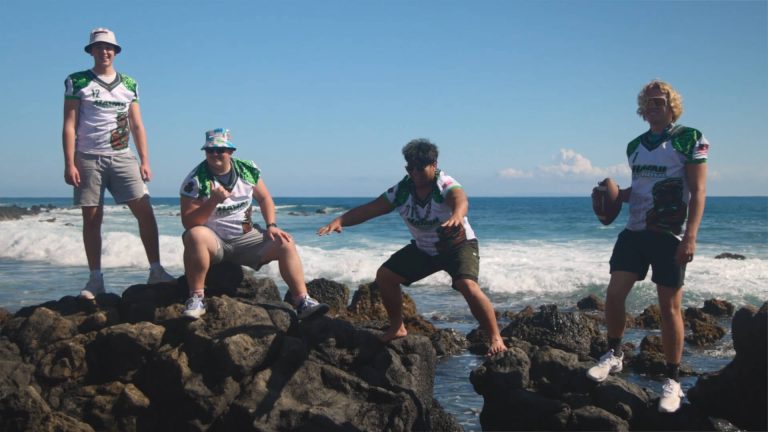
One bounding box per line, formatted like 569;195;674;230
179;129;328;320
587;80;709;413
62;28;174;299
318;139;507;357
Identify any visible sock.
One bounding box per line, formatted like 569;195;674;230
191;290;204;298
89;270;102;279
665;363;680;381
608;337;623;354
149;262;163;271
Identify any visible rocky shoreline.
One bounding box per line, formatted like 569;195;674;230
0;262;765;431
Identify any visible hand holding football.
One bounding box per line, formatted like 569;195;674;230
591;177;622;225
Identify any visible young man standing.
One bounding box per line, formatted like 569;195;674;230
317;138;507;357
179;128;328;320
62;28;174;299
587;80;709;413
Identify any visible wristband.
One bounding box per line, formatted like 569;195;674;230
266;223;278;228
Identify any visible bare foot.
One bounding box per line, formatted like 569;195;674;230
486;336;508;357
379;324;408;343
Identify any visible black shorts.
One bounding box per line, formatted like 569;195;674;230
382;239;479;288
609;229;685;288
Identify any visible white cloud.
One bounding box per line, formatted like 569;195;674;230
499;149;630;181
498;168;533;178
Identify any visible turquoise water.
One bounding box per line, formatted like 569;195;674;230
1;196;765;430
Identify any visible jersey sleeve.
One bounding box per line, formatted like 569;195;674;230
121;74;139;103
690;135;709;164
437;172;462;198
180;170;202;199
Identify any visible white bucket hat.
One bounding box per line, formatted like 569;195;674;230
202;128;237;150
84;28;121;54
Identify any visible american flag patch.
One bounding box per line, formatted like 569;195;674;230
693;138;710;160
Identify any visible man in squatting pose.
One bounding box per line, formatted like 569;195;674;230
62;28;175;299
178;128;328;320
317;139;507;357
586;80;709;413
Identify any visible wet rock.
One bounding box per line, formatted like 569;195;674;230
576;294;605;311
307;277;349;313
686;319;727;347
633;304;661;329
714;252;745;260
688;302;767;431
0;278;452;431
499;304;600;359
702;298;735;317
430;328;469;357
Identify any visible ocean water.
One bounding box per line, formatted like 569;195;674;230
1;196;766;430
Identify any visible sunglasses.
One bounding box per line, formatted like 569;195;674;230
645;97;668;108
205;148;230;155
405;162;435;172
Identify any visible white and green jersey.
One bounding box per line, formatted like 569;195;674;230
383;170;476;256
180;158;262;240
625;124;709;238
64;70;138;155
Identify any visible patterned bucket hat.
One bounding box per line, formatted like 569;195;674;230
201;128;237;150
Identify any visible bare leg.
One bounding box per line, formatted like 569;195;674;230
605;271;638;340
454;279;507;356
182;226;219;295
376;266;408;342
258;235;308;305
81;206;104;271
657;285;685;364
126;196;161;264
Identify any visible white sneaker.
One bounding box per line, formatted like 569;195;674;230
296;295;329;320
587;349;624;382
658;378;684;413
80;274;105;300
183;294;206;319
147;266;176;284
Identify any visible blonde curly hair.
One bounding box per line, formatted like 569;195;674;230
636;79;683;123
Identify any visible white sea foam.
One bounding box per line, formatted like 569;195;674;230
2;207;766;310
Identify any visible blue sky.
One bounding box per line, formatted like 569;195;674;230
1;0;766;197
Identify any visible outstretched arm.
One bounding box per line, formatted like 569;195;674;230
442;187;468;227
317;195;394;235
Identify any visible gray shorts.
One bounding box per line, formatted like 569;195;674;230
209;227;273;271
74;152;148;206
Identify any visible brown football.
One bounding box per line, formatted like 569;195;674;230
591;178;622;225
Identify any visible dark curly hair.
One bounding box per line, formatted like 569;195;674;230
402;138;438;166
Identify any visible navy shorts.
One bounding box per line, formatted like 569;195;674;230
609;229;685;288
382;239;480;288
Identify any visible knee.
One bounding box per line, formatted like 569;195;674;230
376;267;402;289
183;226;210;247
453;279;479;297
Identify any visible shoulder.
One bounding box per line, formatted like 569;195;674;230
626;133;644;157
180;161;209;199
670;125;705;154
119;73;138;93
66;70;93;94
232;158;261;185
385;175;412;206
436;170;462;192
